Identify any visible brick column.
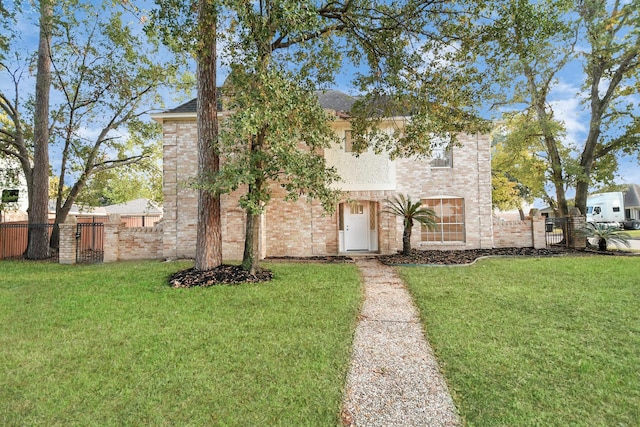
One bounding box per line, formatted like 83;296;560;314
103;214;122;263
568;215;587;249
59;216;77;264
529;210;546;249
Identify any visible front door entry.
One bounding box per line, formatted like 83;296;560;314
344;202;369;251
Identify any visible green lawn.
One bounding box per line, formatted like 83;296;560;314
399;257;640;426
625;229;640;239
0;260;362;426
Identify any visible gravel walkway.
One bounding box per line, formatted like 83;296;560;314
341;258;461;427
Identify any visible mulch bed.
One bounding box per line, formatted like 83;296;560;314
169;264;274;288
378;246;587;265
169;246;633;287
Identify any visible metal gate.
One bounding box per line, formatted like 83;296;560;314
76;222;104;263
545;217;568;247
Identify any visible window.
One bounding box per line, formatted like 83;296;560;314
350;202;364;214
344;130;354;152
369;201;376;230
1;189;19;203
421;198;465;242
430;138;452;167
613;207;620;212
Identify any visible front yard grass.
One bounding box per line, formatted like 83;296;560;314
0;260;361;426
625;229;640;238
400;257;640;426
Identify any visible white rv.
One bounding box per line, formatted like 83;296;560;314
586;192;625;228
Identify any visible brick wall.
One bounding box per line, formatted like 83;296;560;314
395;132;494;250
160;116;496;258
117;226;164;260
59;215;164;263
492;216;546;249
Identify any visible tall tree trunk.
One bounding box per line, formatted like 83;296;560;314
26;0;53;260
241;132;266;274
194;0;222;271
241;211;260;275
575;79;606;217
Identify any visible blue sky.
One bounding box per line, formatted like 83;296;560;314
2;1;638;204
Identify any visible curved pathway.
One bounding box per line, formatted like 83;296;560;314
341;258;461;427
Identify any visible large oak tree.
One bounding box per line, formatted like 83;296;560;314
462;0;639;217
1;1;175;252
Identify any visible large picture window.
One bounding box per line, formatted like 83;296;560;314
421;198;465;242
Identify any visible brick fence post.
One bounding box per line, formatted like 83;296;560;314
59;216;77;264
103;214;122;263
530;213;546;249
568;215;587;249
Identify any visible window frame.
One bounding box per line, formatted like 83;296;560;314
421;197;465;242
429;138;453;168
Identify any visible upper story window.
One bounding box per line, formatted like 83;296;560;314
344;130;354;152
1;189;19;203
430;138;452;168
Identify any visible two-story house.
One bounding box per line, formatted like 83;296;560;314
152;90;494;260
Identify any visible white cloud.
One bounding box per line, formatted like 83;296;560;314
549;96;587;144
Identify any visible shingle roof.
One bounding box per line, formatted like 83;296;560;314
624;184;640;209
165;90;358;114
317;90;358;113
167;98;198;113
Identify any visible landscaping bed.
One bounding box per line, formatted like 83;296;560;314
378;246;584;265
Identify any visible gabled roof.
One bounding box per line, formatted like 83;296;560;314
48;200;108;216
624;184;640;209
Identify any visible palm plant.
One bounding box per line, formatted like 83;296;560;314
579;222;631;252
381;194;437;255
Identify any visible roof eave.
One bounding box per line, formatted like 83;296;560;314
150;112;197;122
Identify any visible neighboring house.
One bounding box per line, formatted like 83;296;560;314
623;184;640;220
47;200;108;221
103;198;163;227
0;157;28;222
151;90;494;260
494;202;536;221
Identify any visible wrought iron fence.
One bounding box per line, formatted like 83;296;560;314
76;222;104;263
545;217;569;247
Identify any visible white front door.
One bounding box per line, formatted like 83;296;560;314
344;202;369;251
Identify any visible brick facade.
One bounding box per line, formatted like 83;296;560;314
58;215;164;263
493;216;546;249
156;108;498;259
394;132;494;250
